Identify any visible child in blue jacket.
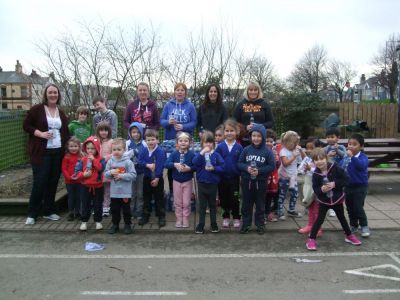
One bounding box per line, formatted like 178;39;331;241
193;131;224;234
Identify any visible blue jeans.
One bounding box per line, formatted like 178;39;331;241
66;183;81;215
345;185;368;228
277;177;298;216
28;148;62;218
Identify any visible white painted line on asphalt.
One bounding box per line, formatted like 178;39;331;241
344;264;400;282
388;253;400;265
81;291;187;296
343;289;400;294
0;251;399;259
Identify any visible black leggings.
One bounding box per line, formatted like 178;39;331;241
310;203;351;239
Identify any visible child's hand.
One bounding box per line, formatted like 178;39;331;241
200;146;211;155
113;173;123;180
151;178;159;187
181;165;191;173
87;155;94;161
247;166;255;175
174;124;183;131
327;150;336;157
147;163;155;172
322;182;335;192
304;163;311;171
174;163;184;172
346;149;354;157
83;170;92;178
246;124;253;131
250;168;258;177
205;165;214;171
169;117;177;125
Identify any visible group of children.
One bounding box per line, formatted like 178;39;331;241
63;101;370;250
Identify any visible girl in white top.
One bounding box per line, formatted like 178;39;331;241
277;131;305;220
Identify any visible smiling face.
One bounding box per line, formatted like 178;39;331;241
326;134;339;145
251;131;262;146
68;141;80;154
137;84;149;101
224;125;237;143
46;85;59;106
145;136;158;150
266;137;274;149
208;86;219;103
247;85;259;101
314;156;328;171
99;129;110;140
78;112;88;123
94;101;107;112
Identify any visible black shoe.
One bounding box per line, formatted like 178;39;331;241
67;213;74;222
138;217;148;226
195;224;205;234
211;223;219;233
158;217;166;227
256;225;265;235
240;225;251;234
124;224;133;234
108;224;119;234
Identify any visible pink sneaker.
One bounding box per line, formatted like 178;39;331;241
233;219;241;228
298;225;312;234
306;238;317;251
267;213;278;222
345;234;362;246
175;222;182;228
222;218;230;228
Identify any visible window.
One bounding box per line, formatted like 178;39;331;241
17;105;22;109
21;86;28;98
1;87;6;97
2;103;7;109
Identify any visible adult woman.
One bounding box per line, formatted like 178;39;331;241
197;84;228;133
160;83;197;201
160;82;197;140
234;81;274;146
23;84;70;225
123;82;160;131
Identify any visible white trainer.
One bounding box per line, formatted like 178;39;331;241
80;222;87;231
95;222;103;230
25;217;35;225
43;214;60;221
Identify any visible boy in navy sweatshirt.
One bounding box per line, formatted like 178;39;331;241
138;129;167;227
345;133;370;237
237;124;275;234
193;131;225;234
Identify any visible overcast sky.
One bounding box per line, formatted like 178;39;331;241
1;0;399;82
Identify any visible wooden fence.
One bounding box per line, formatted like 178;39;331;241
336;103;398;138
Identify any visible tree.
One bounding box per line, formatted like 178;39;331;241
289;44;328;93
326;59;356;102
372;33;400;103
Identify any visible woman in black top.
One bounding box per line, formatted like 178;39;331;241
197;84;228;134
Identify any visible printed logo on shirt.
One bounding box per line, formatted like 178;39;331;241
245;155;266;163
242;103;262;113
170;108;189;123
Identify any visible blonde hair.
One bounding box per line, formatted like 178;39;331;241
176;131;191;142
66;136;81;153
112;137;126;149
243;81;263;100
281;130;300;147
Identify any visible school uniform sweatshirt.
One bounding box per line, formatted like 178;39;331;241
165;149;195;183
346;152;369;187
160;98;197;140
138;145;166;179
215;141;243;179
192;151;225;184
104;153;137;198
125;122;146;174
237;124;275;181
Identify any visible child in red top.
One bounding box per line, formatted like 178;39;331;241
61;136;82;221
265;129;280;222
76;136;106;231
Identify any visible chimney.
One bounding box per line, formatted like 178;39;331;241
360;74;366;84
15;60;23;74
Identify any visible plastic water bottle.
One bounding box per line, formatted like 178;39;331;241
323;177;333;198
249;113;254;124
250;160;257;180
151;157;156;179
86;159;92;171
205;153;213;169
179;152;185;165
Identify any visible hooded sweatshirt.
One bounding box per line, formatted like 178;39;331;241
68;120;92;143
61;152;82;184
76;136;106;188
125;122;147;174
104;152;137;198
233;98;274;130
312;162;347;206
237;124;275;182
123;99;160;131
160;98;197;140
92;109;118;138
